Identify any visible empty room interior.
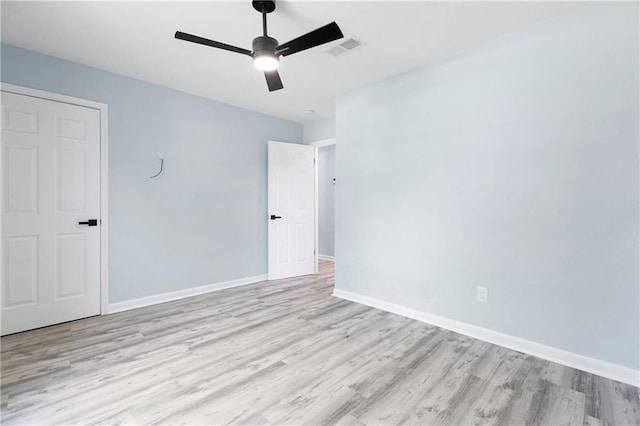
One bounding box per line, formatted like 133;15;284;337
1;1;639;424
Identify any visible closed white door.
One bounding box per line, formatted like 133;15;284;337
268;141;315;280
1;91;101;335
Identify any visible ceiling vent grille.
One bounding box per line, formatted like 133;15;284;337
326;36;362;57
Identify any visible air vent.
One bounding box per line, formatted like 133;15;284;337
326;36;362;57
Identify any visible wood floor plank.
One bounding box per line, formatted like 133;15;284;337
154;314;409;424
263;321;431;425
1;260;638;425
452;353;534;425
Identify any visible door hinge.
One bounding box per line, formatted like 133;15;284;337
313;157;316;164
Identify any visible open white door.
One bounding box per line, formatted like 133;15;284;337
1;91;102;335
268;141;315;280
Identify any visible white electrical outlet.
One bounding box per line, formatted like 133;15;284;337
477;286;488;303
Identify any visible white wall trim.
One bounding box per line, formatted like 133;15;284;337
1;83;108;111
0;83;110;316
332;289;639;387
108;274;268;314
318;255;335;261
99;105;110;316
309;137;336;147
314;147;319;274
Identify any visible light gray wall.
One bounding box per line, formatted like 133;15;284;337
318;145;336;257
335;3;639;370
1;43;303;304
303;117;335;144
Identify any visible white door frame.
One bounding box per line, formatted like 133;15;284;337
1;83;110;315
308;137;336;272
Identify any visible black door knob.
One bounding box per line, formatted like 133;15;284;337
270;215;282;220
78;219;98;226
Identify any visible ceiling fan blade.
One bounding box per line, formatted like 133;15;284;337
175;31;252;56
264;70;284;92
276;22;344;57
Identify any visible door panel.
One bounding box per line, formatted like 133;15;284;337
4;145;38;213
1;91;101;335
3;236;38;307
268;141;315;280
56;233;86;298
57;150;86;212
295;224;307;262
2;107;38;134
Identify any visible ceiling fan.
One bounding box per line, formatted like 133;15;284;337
175;0;344;92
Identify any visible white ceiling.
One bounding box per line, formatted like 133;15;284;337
1;1;590;124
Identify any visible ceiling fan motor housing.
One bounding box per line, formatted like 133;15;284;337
252;36;279;58
252;0;276;14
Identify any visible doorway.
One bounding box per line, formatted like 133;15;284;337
311;138;336;263
267;141;315;280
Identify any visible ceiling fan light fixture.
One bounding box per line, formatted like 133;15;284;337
254;53;279;71
175;0;344;91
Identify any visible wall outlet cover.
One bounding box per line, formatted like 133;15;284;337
477;286;488;303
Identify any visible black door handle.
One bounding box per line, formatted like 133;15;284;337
270;215;282;220
79;219;98;226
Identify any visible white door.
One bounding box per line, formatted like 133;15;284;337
268;141;315;280
1;91;101;335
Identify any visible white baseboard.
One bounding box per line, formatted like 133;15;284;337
318;255;335;261
108;274;268;314
332;289;639;387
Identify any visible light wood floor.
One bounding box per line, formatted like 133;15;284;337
1;261;638;425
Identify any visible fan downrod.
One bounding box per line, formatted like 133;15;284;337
252;0;275;14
